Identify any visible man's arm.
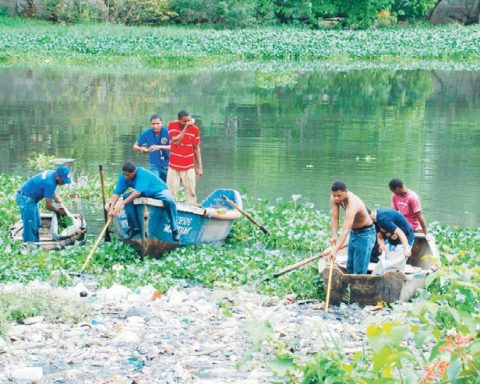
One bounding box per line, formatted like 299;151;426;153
329;196;339;245
45;198;66;216
414;211;428;235
377;232;386;254
393;228;412;257
133;142;149;154
334;209;355;252
170;121;193;144
109;190;142;216
149;145;171;152
194;145;203;178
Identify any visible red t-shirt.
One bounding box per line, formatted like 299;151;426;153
167;121;200;171
391;189;422;231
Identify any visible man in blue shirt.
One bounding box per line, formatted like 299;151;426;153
133;114;170;182
108;161;179;242
368;208;414;259
16;166;72;242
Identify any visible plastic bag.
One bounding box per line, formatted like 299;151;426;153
372;244;407;275
51;213;82;240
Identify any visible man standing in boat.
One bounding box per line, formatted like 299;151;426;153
107;161;179;242
133;114;171;182
167;110;203;205
323;181;376;274
16;166;72;242
389;178;428;236
367;208;414;259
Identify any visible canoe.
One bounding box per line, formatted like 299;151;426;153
319;234;440;306
113;189;243;257
10;213;87;250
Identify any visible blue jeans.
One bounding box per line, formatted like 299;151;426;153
123;189;177;232
149;164;168;183
347;225;376;274
16;191;41;242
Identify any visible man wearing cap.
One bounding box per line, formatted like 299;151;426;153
107;161;179;242
16;166;72;242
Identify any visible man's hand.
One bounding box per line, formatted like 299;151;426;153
378;243;385;254
57;207;67;216
149;145;160;152
329;235;337;247
196;167;203;179
404;247;412;258
55;197;63;205
323;249;337;261
110;201;124;217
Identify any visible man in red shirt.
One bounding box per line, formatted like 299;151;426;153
167;110;203;205
389;178;428;235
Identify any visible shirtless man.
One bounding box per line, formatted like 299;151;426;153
323;180;376;274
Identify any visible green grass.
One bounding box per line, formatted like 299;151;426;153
1;17;480;70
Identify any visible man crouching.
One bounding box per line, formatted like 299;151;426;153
107;161;179;242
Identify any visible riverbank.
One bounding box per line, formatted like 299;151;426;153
0;170;479;381
1;18;480;70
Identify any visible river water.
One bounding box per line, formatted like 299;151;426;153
1;67;479;227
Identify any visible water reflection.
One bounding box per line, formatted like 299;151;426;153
0;68;479;227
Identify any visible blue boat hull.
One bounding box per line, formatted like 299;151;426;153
113;189;242;257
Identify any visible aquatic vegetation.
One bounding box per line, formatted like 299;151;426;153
1;21;480;70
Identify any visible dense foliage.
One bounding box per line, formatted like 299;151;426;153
1;19;480;70
2;0;440;28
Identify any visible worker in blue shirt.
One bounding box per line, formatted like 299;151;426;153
133;114;170;182
16;166;72;242
107;161;179;242
368;208;415;259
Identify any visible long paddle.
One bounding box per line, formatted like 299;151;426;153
99;164;111;242
81;217;112;272
261;251;328;283
221;195;270;236
324;258;335;312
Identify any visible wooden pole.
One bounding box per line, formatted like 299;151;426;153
261;250;330;283
99;165;111;242
325;258;334;312
325;241;336;312
81;217;112;272
221;195;270;236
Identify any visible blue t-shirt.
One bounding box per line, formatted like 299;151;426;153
21;170;58;202
136;127;170;168
114;167;168;197
375;208;415;245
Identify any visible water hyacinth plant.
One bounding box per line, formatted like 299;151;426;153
1;20;480;70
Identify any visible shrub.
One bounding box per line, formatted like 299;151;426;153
170;0;257;28
107;0;174;25
391;0;438;22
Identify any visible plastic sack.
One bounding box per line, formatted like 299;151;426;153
372;244;407;276
51;213;82;240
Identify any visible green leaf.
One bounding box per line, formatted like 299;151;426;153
447;358;462;381
267;357;295;375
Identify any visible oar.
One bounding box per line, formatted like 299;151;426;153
99;164;111;242
81;217;112;272
325;242;336;312
261;251;328;283
221;195;270;235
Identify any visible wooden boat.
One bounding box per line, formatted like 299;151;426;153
113;189;243;257
10;213;87;250
319;234;440;306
